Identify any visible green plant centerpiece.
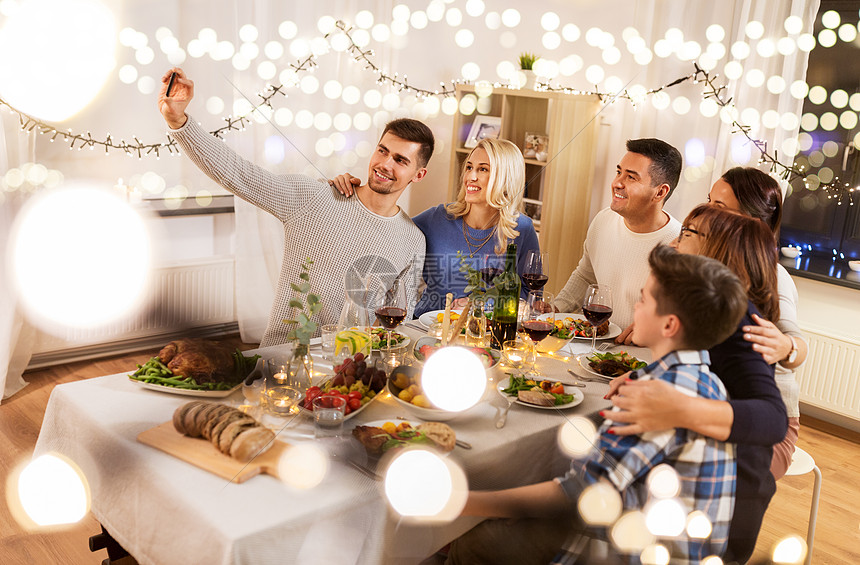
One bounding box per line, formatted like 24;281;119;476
518;52;538;70
458;251;508;345
282;258;321;387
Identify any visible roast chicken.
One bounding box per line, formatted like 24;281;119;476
157;338;235;384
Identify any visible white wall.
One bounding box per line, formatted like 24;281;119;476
794;277;860;341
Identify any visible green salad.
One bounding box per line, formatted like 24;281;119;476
501;375;574;405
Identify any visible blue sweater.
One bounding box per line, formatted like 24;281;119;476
411;204;540;317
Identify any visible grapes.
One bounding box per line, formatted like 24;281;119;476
354;352;365;363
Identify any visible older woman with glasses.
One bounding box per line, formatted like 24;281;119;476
607;204;787;563
708;167;807;481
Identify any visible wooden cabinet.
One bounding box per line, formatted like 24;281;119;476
448;85;600;296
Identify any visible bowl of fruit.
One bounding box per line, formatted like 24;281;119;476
387;365;462;421
299;352;386;419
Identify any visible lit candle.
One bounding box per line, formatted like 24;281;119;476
127;186;142;204
273;371;288;383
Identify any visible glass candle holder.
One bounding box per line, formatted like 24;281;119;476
502;340;529;369
265;386;301;415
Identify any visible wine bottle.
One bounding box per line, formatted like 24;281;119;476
491;243;520;349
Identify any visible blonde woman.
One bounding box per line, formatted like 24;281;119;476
331;138;539;316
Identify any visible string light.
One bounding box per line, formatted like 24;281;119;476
2;15;855;205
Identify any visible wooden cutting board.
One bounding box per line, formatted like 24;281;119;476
137;422;289;483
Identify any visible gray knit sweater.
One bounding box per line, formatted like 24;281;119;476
169;117;425;347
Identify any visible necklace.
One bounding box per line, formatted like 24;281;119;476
462;218;496;258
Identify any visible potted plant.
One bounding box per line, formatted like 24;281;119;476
518;52;539;89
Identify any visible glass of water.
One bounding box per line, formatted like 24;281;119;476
312;395;346;438
320;324;340;361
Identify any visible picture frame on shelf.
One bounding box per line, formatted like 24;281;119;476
524;132;549;162
464;116;502;148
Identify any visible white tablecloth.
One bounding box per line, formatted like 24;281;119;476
34;330;649;565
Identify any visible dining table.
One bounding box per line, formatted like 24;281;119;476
33;322;650;565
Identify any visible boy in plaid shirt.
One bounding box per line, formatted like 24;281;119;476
448;246;747;565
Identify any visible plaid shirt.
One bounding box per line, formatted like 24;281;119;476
555;350;736;564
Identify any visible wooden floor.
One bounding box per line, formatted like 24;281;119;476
2;337;859;564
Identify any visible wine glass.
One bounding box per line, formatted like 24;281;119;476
521;291;555;373
582;284;613;353
480;253;504;286
521;250;548;293
374;278;407;362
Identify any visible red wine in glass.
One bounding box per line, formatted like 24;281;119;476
480;267;502;284
521;273;548;291
582;284;612;353
582;304;612;327
522;319;553;341
376;307;406;329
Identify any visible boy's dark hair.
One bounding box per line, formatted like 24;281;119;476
626;138;682;202
648;245;747;350
381;119;435;168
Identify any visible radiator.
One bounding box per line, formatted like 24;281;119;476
796;326;860;422
29;258;236;364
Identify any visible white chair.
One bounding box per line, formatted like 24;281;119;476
784;446;822;565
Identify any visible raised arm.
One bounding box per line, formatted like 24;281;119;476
160;68;324;221
158;67;191;129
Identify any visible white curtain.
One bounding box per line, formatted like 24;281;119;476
586;0;819;222
0;108;36;402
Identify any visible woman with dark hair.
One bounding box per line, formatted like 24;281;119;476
607;205;787;563
711;167;782;234
709;167;808;480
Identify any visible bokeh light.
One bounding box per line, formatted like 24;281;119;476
797;33;816;51
646;464;681;498
557;417;598;458
422;347;486;411
745;21;764;39
790;80;810;99
821;10;840;29
384;449;467;521
10;185;152;333
278;444;329;490
0;0;116;121
784;15;804;34
686;510;713;538
818;29;837;48
808;85;827;105
610;511;655;553
578;481;622;525
11;453;90;527
640;544;670;565
645;498;686;537
772;535;806;564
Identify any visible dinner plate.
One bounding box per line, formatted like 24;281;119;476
418;309;463;329
496;376;584;410
541;313;622;341
418;300;527;328
129;378;242;398
370;328;410;351
353;420;452;456
576;353;647;380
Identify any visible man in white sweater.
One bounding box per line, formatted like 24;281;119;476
158;68;432;347
554;138;683;340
